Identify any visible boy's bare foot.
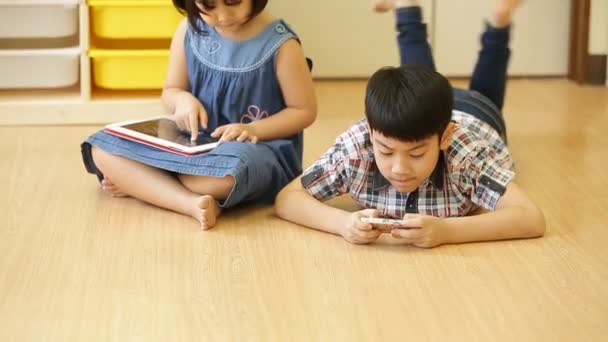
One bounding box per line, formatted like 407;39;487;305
192;195;222;230
371;0;394;12
101;177;129;197
491;0;522;28
371;0;419;12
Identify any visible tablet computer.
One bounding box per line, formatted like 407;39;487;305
104;116;220;156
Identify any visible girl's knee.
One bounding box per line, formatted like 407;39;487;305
91;146;111;169
90;147;127;176
178;174;234;198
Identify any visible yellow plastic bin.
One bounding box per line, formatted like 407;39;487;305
88;0;183;39
89;48;169;89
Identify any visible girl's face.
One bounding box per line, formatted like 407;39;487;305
196;0;254;33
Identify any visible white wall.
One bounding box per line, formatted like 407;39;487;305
589;0;608;85
434;0;571;76
589;0;607;55
268;0;571;77
267;0;432;78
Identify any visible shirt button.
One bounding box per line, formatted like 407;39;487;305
275;24;286;34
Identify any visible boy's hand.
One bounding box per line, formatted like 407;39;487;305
390;214;447;248
173;93;209;141
341;209;383;244
211;123;259;143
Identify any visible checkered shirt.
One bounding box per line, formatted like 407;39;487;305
301;111;515;218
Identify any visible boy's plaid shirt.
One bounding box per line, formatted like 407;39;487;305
301;111;515;218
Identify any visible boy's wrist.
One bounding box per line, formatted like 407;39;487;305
439;217;456;245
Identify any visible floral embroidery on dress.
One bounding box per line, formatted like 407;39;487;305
240;105;269;123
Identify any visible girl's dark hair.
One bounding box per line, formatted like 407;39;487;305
365;64;453;141
172;0;268;33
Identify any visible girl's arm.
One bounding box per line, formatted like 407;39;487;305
161;18;191;112
161;18;209;137
247;39;317;140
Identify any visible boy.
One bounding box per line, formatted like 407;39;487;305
274;0;545;247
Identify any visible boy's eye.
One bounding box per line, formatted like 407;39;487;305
410;153;425;159
378;150;392;156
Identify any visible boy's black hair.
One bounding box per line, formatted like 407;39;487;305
365;64;453;141
172;0;268;34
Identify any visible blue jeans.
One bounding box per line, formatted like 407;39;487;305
395;7;510;139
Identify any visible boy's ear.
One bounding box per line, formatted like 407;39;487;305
439;122;456;150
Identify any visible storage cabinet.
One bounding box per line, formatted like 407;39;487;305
88;0;178;90
89;48;170;90
0;46;80;88
0;0;180;124
0;0;81;89
89;0;182;39
0;1;79;38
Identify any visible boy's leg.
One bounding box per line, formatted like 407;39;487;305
389;0;436;69
469;0;521;110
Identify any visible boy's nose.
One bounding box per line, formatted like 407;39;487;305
391;160;412;175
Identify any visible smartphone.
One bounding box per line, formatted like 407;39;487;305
360;217;406;229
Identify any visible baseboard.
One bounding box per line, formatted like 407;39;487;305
587;54;607;85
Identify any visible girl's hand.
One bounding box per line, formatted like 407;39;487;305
211;123;259;143
390;214;448;248
173;93;209;141
341;209;383;244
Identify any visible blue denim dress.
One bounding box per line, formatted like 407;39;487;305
81;19;304;208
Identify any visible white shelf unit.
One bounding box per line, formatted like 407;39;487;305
0;0;165;125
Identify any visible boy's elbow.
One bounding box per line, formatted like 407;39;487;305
526;207;546;238
533;209;546;237
274;186;291;219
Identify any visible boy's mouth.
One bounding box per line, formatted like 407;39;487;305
391;177;417;186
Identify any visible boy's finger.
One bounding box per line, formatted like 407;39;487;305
391;228;424;239
360;208;379;218
400;217;423;228
359;229;381;240
356;221;373;231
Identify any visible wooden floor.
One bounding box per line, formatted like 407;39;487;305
1;79;607;341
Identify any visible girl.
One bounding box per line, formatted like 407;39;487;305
81;0;317;229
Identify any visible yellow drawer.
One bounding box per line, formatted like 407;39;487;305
89;49;169;89
88;0;183;39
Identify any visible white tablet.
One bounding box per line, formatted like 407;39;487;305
104;116;219;156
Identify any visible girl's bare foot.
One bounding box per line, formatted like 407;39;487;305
101;177;129;197
491;0;522;28
192;195;222;230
